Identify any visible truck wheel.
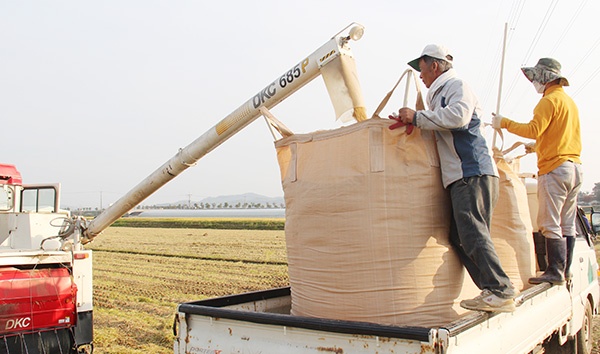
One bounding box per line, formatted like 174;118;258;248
543;331;576;353
576;300;593;354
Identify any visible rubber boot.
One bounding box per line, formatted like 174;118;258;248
529;237;566;286
533;231;547;271
564;236;575;281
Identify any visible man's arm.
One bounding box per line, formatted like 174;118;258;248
501;99;552;139
400;80;476;131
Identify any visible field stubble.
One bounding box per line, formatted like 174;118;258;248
89;225;288;354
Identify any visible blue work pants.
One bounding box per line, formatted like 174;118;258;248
448;175;515;299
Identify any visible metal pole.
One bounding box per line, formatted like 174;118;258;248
497;22;508;115
493;22;508;148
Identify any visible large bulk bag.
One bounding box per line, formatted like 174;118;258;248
491;150;537;291
275;118;479;327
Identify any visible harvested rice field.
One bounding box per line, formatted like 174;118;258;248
88;222;288;354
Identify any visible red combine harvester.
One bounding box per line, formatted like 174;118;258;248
0;164;92;353
0;267;77;347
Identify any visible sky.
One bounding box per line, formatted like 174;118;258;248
1;0;599;209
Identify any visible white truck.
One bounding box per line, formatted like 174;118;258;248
1;23;598;354
173;206;599;354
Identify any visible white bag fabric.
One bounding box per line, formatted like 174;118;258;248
491;150;537;291
275;118;479;327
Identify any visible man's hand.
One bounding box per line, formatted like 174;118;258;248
492;113;504;129
525;141;536;154
398;107;416;124
388;114;414;134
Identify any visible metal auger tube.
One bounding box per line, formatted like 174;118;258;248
82;23;365;243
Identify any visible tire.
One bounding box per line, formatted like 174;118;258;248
543;330;576;354
576;300;593;354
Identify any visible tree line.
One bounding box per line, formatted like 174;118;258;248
140;202;285;210
69;181;600;213
578;182;600;205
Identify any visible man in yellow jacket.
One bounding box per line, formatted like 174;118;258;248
493;58;582;286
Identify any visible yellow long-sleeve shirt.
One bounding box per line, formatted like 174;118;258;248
501;85;581;175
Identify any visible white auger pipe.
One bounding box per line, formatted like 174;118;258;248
82;23;365;243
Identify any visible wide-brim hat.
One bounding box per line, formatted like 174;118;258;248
407;44;453;72
521;58;569;86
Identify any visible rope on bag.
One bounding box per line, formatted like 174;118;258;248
260;106;294;141
371;68;425;119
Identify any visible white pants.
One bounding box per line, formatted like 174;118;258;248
537;161;583;239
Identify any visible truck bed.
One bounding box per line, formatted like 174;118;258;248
174;282;572;354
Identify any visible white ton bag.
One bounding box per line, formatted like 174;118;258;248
274;117;480;327
490;145;537;291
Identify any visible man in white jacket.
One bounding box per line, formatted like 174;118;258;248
394;44;516;312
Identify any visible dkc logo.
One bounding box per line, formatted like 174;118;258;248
5;317;31;330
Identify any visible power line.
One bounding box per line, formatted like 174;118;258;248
569;28;600;98
567;35;600;78
521;0;559;66
502;0;560;111
479;29;505;111
506;0;527;44
573;64;600;98
549;0;588;56
480;0;525;112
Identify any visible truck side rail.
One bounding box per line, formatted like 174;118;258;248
441;282;552;337
177;287;431;342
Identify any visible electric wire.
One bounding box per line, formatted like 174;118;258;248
568;35;600;78
487;0;598;192
480;0;526;113
499;1;525;109
479;33;505;111
502;0;560;112
520;0;559;66
573;64;600;98
569;32;600;98
489;0;598;113
549;0;588;56
507;0;527;43
480;40;505;113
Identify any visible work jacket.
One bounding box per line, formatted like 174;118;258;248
501;85;581;176
413;69;498;188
